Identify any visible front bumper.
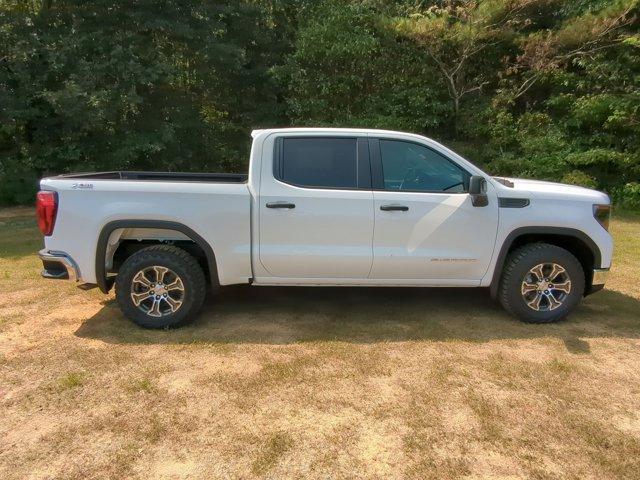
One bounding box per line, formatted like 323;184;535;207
587;268;609;295
38;249;80;282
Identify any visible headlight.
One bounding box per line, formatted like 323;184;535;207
593;204;611;232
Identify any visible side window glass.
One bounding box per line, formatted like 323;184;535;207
280;138;358;189
380;140;468;192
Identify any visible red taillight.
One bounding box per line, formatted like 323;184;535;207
36;191;58;236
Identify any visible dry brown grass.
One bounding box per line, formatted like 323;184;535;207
1;208;640;479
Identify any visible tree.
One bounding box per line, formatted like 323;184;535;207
275;1;450;132
1;0;639;206
505;0;639;101
389;1;543;135
0;0;285;203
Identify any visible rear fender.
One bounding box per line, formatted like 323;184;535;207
95;220;219;293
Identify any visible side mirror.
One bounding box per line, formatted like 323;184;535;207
469;175;488;207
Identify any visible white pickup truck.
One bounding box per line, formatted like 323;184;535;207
36;128;612;328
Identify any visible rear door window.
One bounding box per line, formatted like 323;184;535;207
278;137;358;189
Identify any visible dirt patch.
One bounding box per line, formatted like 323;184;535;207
1;207;640;479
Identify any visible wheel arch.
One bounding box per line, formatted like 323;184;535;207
489;227;602;299
96;220;219;294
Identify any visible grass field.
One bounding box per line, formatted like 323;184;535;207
1;207;640;479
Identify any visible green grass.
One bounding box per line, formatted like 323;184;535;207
251;431;295;475
1;207;640;479
0;215;42;258
56;371;85;391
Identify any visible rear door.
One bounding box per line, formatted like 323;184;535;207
258;134;374;279
369;137;499;282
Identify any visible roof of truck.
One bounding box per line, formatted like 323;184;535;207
250;127;427;139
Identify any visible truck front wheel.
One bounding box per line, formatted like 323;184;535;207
115;245;206;328
498;243;585;324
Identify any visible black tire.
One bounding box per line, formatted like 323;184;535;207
115;245;206;328
498;243;585;324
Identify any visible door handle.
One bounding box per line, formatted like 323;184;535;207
380;204;409;212
266;201;296;209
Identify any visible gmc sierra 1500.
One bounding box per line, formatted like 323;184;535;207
36;128;612;328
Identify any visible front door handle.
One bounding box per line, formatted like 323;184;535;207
380;204;409;212
266;201;296;209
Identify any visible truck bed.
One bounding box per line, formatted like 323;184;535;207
40;171;252;286
53;171;248;183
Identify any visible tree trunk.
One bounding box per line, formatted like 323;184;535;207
452;95;460;139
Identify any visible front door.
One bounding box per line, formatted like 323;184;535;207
258;135;374;278
369;138;499;282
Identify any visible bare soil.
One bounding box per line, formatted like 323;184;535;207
1;209;639;479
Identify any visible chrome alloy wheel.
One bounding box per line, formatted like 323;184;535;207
521;263;572;312
130;266;185;317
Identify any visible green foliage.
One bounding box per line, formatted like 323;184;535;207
1;0;639;206
615;182;640;209
0;0;286;203
561;170;598;189
273;1;449;131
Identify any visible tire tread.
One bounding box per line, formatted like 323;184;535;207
115;245;206;328
498;242;584;324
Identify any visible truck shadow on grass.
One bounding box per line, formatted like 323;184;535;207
75;286;640;351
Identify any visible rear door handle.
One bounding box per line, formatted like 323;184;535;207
266;201;296;209
380;204;409;212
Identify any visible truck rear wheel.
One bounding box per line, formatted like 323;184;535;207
115;245;206;328
498;243;585;324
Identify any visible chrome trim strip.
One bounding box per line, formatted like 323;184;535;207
592;268;609;286
38;249;80;282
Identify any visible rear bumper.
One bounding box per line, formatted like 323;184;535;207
587;268;609;295
38;249;81;282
